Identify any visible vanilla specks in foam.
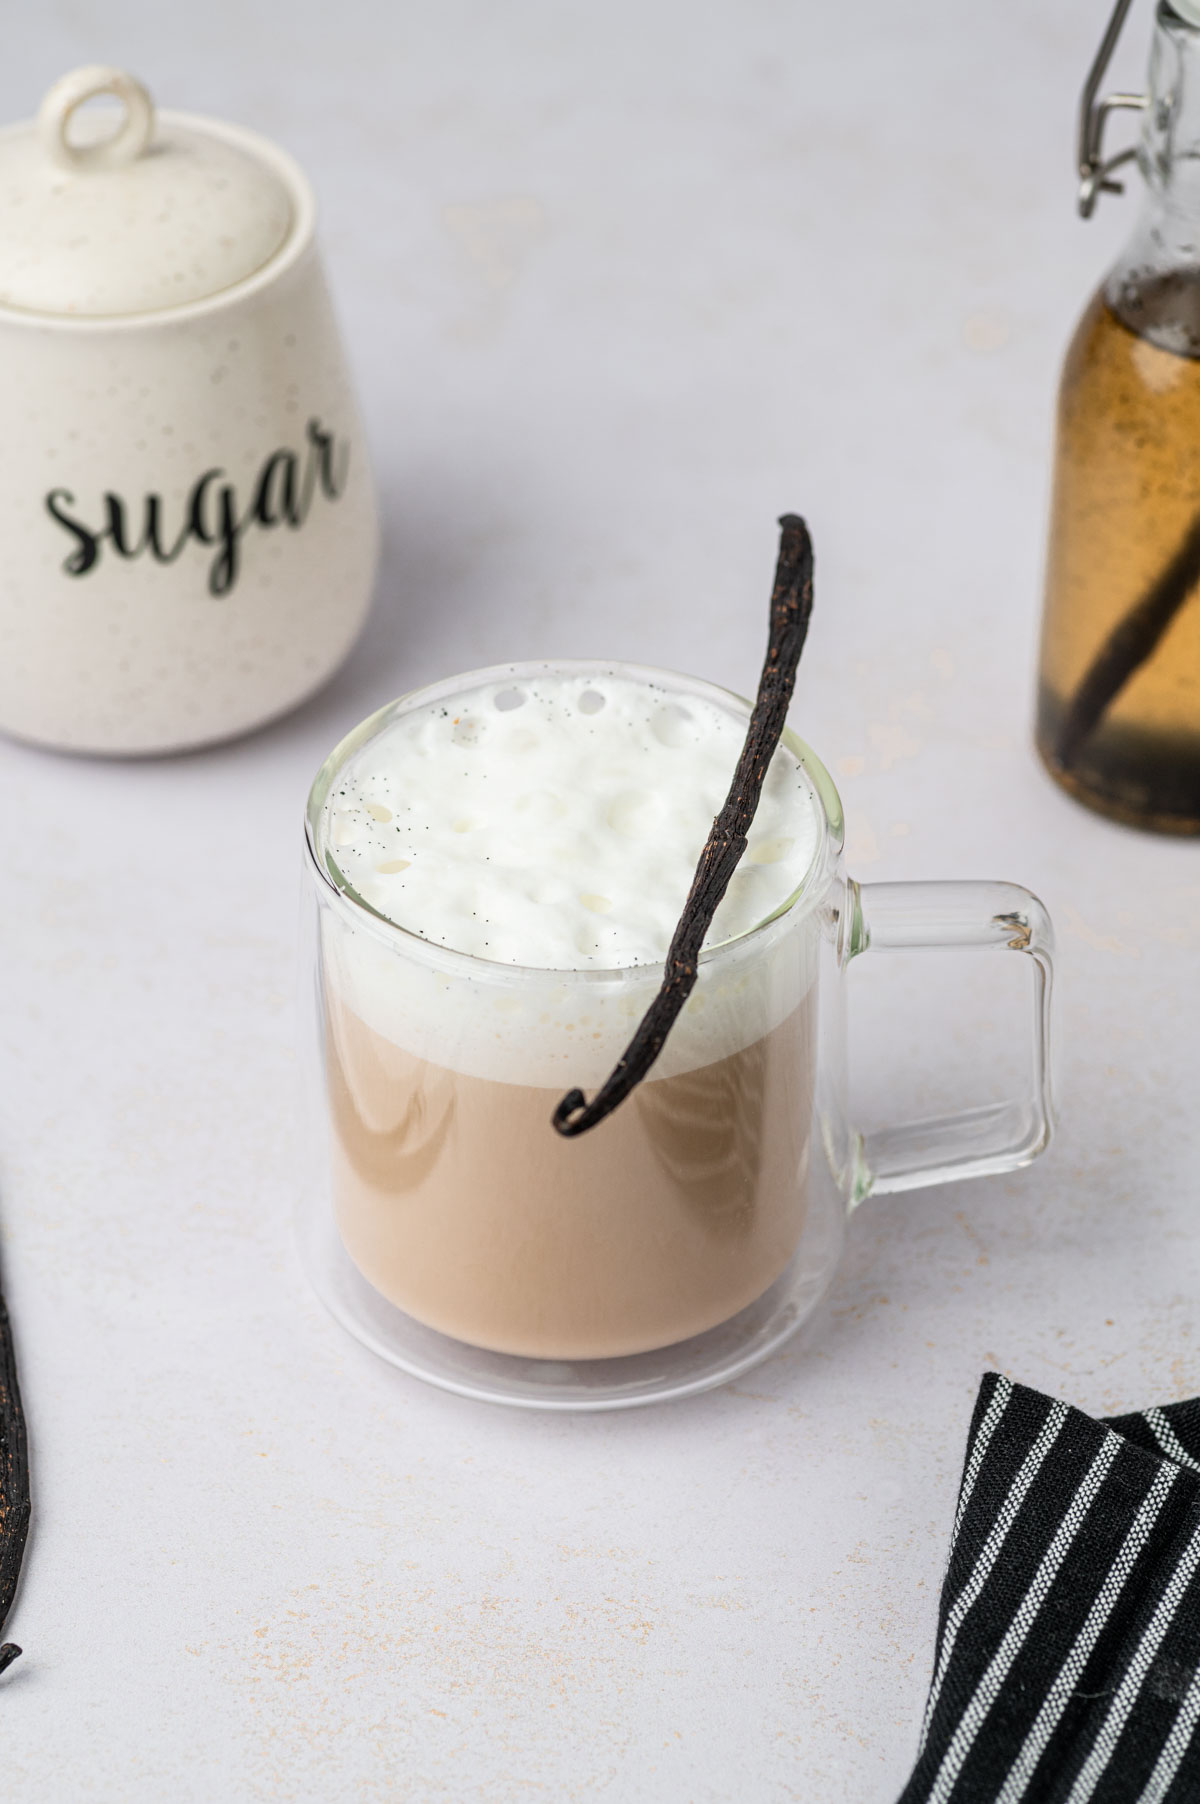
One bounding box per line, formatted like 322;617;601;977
326;671;820;969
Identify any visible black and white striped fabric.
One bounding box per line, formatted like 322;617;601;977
899;1373;1200;1804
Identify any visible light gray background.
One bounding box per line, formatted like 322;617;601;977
0;3;1194;1799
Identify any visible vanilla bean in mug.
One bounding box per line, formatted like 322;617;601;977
554;512;813;1137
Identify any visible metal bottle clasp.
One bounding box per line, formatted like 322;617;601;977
1078;0;1149;217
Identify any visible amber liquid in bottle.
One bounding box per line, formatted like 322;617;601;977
1036;273;1200;833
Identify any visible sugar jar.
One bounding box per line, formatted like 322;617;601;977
0;66;379;755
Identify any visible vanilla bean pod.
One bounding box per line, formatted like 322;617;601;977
553;513;814;1138
0;1282;29;1676
1056;509;1200;770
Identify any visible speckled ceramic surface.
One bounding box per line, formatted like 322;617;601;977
0;68;378;755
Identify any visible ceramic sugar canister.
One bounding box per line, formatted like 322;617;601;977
0;65;379;754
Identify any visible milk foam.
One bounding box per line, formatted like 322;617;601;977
323;669;820;970
315;666;826;1087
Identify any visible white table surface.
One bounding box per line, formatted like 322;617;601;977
2;2;1196;1798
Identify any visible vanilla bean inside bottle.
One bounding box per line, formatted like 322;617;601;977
1037;1;1200;832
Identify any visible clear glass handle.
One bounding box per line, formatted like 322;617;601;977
849;879;1055;1201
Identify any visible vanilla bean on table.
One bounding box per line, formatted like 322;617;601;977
0;1283;29;1676
553;512;815;1138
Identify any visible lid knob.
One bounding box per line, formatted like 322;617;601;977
0;67;297;317
37;65;155;172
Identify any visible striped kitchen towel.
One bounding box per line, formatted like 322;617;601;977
898;1373;1200;1804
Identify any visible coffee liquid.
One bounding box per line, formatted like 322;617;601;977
1037;275;1200;832
326;993;816;1360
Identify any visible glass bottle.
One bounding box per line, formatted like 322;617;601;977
1037;0;1200;833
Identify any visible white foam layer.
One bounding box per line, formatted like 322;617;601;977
322;669;821;970
320;893;820;1088
314;668;827;1087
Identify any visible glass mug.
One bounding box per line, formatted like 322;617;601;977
299;660;1055;1410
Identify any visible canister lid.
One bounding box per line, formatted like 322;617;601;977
0;67;295;318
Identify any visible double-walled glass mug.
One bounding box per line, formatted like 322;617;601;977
299;660;1055;1411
